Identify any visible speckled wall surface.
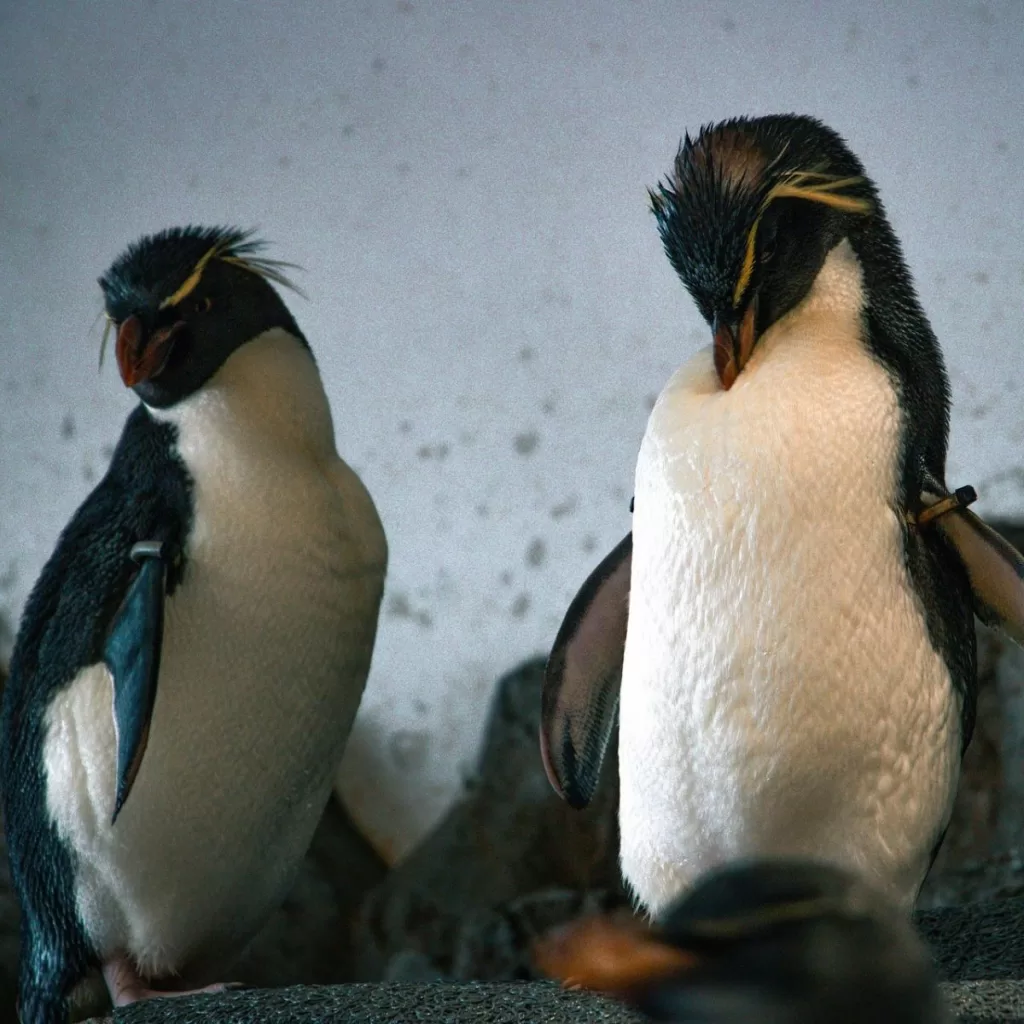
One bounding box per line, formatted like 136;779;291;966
1;1;1022;863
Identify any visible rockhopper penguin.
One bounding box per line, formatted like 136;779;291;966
540;115;1024;917
1;226;388;1022
534;858;952;1023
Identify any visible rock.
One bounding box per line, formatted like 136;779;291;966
229;794;388;989
0;662;19;1014
85;982;643;1024
918;895;1024;982
352;657;625;981
81;897;1024;1022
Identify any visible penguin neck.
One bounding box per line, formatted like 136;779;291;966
146;327;338;463
846;213;952;494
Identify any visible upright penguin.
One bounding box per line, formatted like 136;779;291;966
1;226;388;1022
541;116;1024;917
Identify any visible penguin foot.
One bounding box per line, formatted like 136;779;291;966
102;956;243;1007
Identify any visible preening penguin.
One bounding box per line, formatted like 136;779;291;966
534;858;952;1023
541;115;1024;917
1;227;388;1022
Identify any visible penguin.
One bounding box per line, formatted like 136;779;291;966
0;226;388;1023
540;115;1024;919
533;857;953;1023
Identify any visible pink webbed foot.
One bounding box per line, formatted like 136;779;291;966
102;954;243;1007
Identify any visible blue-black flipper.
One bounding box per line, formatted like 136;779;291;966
103;540;167;824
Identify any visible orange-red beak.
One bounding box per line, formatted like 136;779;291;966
712;296;758;391
115;315;184;388
533;913;697;996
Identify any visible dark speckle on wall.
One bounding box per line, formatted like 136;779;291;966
389;728;429;771
513;430;539;456
60;414;75;440
518;346;535;363
417;443;451;461
549;496;577;520
499;571;513;586
525;537;546;568
387;592;434;628
510;593;530;618
581;535;596;553
0;564;17;592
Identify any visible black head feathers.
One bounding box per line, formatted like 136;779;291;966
649;114;875;322
99;225;303;325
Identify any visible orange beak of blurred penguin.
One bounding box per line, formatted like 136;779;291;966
533;912;697;997
712;293;758;391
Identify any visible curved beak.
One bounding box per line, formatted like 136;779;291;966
533;913;697;996
712;293;759;391
115;315;184;388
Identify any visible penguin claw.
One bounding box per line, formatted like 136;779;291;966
102;957;245;1007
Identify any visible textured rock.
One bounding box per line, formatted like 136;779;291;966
86;982;642;1024
0;662;19;1013
80;897;1024;1022
352;657;624;982
230;795;388;989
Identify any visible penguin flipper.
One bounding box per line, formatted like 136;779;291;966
103;541;168;824
541;531;632;809
921;482;1024;647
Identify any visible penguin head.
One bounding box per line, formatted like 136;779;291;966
534;859;950;1023
650;114;878;390
98;225;305;408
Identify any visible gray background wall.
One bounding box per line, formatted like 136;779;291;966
1;0;1022;863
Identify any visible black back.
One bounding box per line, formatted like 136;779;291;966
839;200;977;764
0;406;193;1022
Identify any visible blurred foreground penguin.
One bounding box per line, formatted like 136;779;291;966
534;858;952;1023
1;226;388;1022
541;115;1024;917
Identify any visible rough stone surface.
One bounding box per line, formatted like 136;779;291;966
353;658;624;982
78;894;1024;1022
1;555;1023;1020
86;983;642;1024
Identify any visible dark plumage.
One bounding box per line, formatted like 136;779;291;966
2;408;193;1024
98;225;308;408
98;225;300;320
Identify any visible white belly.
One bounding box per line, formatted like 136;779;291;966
618;244;960;917
41;330;387;977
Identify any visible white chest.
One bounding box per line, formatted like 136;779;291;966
618;244;960;916
42;330;387;977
